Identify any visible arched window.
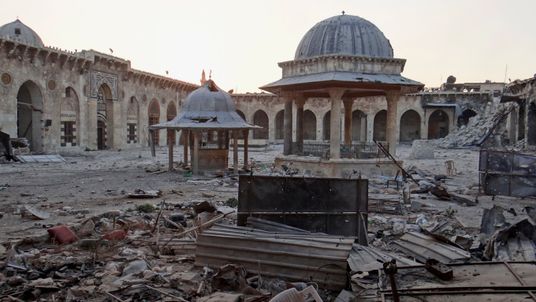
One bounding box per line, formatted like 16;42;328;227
252;110;269;139
399;110;421;142
303;110;317;140
428;110;449;139
373;110;387;141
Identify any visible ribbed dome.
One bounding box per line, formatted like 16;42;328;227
0;19;44;47
183;80;236;113
295;14;393;60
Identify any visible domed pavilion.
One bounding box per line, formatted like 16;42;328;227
150;79;258;175
261;13;423;177
0;19;45;48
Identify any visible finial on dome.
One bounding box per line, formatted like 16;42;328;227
200;69;206;85
342;10;345;15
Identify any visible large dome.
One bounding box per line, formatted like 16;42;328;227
295;14;393;60
0;19;44;48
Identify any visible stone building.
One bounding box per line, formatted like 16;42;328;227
502;76;536;148
0;18;510;154
0;19;197;153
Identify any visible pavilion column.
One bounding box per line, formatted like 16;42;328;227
233;130;239;174
343;99;353;146
192;131;199;175
385;91;400;155
183;130;189;166
243;129;249;169
295;97;305;155
167;129;174;171
283;98;293;155
329;89;345;159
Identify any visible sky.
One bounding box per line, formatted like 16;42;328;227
2;0;535;92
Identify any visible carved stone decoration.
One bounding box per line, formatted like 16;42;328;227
89;71;118;100
1;73;12;85
47;80;56;90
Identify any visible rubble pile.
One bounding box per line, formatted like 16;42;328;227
435;102;515;148
1;146;536;301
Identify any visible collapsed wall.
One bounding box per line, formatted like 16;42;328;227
435;102;516;148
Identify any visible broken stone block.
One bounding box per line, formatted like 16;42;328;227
409;140;435;159
47;225;78;244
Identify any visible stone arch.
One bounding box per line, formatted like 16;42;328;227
60;86;80;147
428;109;450;139
148;98;160;145
166;102;177;145
352;110;366;142
373;110;387;141
97;83;114;150
236;110;246;121
399;109;421;142
127;97;139;144
253;110;269;139
275;110;284;140
16;80;43;152
458;109;477;127
323;111;331;140
303;110;317;140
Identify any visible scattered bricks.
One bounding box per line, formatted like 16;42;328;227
102;229;127;241
47;225;78;244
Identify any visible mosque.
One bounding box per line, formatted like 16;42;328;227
0;15;515;156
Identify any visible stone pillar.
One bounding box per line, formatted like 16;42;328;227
192;131;199;175
329;89;345;159
183;130;189;166
385;91;400;155
233;130;239;174
167;129;174;171
343;99;353;146
360;116;367;142
366;114;374;143
295;97;305;155
421;109;428;139
509;106;518;144
283;98;293;155
243;129;249;169
87;98;97;150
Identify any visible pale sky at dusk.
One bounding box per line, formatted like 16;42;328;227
2;0;535;92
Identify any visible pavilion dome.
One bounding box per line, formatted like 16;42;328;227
151;80;256;130
294;14;393;60
182;80;236;114
0;19;44;48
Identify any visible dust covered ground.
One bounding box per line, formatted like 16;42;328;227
1;144;533;241
0;145;279;242
1;144;536;301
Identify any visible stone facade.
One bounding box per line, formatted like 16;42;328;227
0;39;197;152
0;20;509;153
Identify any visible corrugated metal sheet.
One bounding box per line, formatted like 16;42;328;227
195;224;354;290
348;244;419;273
16;155;65;163
391;232;471;264
245;217;316;235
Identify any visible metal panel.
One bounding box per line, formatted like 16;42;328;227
237;175;368;244
195;224;353;290
347;244;419;273
391;232;471;264
479;149;536;197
